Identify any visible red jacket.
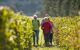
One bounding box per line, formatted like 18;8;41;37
41;21;52;34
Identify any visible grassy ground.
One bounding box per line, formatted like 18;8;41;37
32;47;61;50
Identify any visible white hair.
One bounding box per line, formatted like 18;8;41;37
44;17;48;19
33;15;38;18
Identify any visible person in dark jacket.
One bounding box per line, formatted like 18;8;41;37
41;17;52;47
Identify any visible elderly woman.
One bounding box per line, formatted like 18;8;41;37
32;15;40;46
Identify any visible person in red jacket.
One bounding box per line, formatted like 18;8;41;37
41;17;52;47
48;18;54;46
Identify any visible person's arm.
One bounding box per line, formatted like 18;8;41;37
32;20;34;29
41;22;44;30
32;19;34;26
38;20;40;27
49;21;53;33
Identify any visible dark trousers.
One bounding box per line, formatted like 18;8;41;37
43;33;50;46
33;30;39;45
49;33;53;45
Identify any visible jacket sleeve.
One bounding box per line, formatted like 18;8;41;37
41;22;44;30
32;20;34;26
38;20;40;27
49;22;53;33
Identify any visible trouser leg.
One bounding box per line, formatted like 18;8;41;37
35;30;39;45
49;33;53;45
33;33;35;45
44;34;47;46
44;34;49;46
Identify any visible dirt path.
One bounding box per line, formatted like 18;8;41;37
32;46;61;50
